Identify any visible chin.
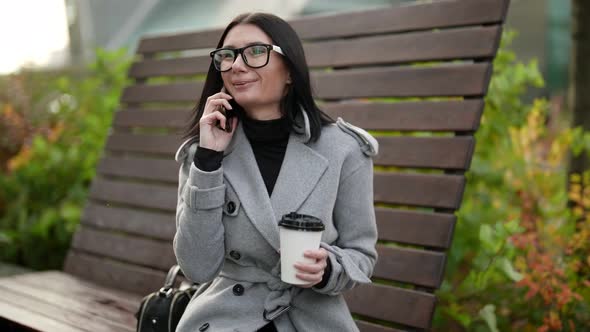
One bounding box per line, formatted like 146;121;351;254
233;93;258;109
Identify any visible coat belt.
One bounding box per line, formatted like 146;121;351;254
218;242;371;321
219;260;300;321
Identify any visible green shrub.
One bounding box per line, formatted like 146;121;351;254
434;30;590;331
0;48;131;270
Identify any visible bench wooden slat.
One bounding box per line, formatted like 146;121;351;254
322;100;484;132
105;133;180;155
375;172;465;209
304;26;501;68
129;26;501;78
128;57;210;78
292;0;509;40
314;63;492;99
89;172;464;210
113;108;189;128
0;277;136;330
115;99;484;132
81;200;455;249
71;226;176;271
104;135;471;169
356;321;406;332
98;157;180;179
101;135;474;175
88;178;177;211
376;208;456;249
64;251;166;295
0;283;131;332
82;202;175;241
121;63;491;103
71;225;445;288
14;271;142;305
374;246;446;288
345;283;436;330
98;156;176;181
0;300;83;332
136;0;509;53
376;136;474;170
120;82;203;103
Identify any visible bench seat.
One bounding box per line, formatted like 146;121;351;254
0;271;139;332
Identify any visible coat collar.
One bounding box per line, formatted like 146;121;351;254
174;106;313;162
222;104;312;156
222;107;328;252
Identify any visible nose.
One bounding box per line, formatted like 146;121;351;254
231;53;248;72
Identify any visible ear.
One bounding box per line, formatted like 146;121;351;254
286;74;292;84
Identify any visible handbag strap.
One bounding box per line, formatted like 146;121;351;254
159;265;182;297
165;265;182;288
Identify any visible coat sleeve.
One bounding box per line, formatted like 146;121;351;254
173;142;227;284
312;154;378;296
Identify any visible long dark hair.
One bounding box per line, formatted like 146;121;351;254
182;12;335;143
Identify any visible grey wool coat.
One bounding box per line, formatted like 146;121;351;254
173;107;379;332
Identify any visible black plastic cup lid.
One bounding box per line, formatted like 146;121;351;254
278;212;325;231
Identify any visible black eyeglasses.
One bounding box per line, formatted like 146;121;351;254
210;43;285;72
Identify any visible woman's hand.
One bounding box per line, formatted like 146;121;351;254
199;90;239;152
293;248;329;288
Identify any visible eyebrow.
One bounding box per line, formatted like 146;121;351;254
221;41;267;48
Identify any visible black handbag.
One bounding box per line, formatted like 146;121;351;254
135;265;198;332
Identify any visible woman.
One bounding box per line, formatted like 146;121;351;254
174;12;379;332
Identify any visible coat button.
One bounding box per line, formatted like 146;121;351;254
229;250;241;260
226;201;236;214
233;284;244;296
199;322;210;331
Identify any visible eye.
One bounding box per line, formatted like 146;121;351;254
216;50;234;60
247;45;267;56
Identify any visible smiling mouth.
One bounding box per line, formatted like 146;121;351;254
233;80;256;87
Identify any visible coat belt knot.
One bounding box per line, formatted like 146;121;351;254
219;261;302;320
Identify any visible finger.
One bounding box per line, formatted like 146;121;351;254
297;283;314;289
204;99;232;116
217;99;233;110
205;99;232;114
201;111;227;129
202;110;226;123
220;91;233;100
303;249;328;260
207;92;233;101
294;262;326;274
297;281;318;288
296;271;323;283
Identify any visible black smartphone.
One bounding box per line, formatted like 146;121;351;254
216;86;236;133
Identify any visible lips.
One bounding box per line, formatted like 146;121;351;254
232;80;257;88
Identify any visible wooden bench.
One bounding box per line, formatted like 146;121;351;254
0;0;509;331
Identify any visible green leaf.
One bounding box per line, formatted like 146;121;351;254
478;304;499;332
499;257;523;282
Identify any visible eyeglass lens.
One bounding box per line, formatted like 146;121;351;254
213;45;270;71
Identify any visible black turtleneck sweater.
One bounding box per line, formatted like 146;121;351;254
193;113;290;195
192;112;331;297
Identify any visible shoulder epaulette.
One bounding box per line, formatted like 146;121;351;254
174;136;199;163
335;117;379;157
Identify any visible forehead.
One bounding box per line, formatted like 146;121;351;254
223;24;272;47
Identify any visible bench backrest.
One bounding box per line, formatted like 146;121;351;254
63;0;509;330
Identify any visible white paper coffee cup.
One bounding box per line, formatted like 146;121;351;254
278;212;325;285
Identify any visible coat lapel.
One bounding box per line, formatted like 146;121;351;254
222;109;328;252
